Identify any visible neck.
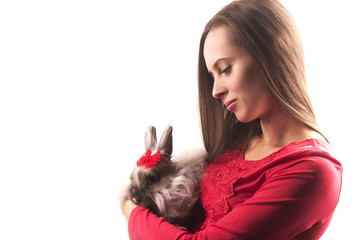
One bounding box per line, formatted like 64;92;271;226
258;106;312;148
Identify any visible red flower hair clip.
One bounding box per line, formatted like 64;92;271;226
136;150;161;169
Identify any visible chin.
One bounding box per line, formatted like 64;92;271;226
234;112;256;123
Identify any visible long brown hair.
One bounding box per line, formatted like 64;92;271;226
198;0;324;161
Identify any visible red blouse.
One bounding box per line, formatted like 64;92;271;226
128;139;342;240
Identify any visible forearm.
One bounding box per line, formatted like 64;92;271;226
120;198;137;219
129;206;193;240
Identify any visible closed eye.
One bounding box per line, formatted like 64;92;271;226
220;65;231;74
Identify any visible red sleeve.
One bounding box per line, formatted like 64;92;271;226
128;157;342;240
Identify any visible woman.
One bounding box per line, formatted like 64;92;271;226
121;0;342;239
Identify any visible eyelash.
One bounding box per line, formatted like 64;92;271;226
220;65;231;74
208;65;231;80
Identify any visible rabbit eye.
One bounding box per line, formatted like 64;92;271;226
147;174;159;184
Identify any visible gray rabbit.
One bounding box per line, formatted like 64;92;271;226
124;125;207;227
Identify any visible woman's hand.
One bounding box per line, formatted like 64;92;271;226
120;198;138;219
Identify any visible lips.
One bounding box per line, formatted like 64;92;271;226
224;99;237;111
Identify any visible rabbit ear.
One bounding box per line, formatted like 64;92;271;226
156;125;173;158
144;126;157;151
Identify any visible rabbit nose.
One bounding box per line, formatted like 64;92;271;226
130;187;141;203
131;197;141;204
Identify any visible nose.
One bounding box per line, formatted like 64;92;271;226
212;77;227;99
130;186;141;204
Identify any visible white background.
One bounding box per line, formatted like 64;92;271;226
0;0;359;239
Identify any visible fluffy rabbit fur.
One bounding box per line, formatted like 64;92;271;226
124;125;207;226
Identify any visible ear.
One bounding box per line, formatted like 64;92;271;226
156;125;173;158
144;126;157;151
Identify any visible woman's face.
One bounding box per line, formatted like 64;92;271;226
203;25;276;123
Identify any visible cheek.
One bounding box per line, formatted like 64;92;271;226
234;91;274;122
231;59;263;98
232;75;274;121
232;74;265;105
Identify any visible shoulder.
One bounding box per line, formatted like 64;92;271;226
267;138;342;194
273;138;340;165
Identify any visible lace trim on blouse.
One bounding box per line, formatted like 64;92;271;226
198;139;327;229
